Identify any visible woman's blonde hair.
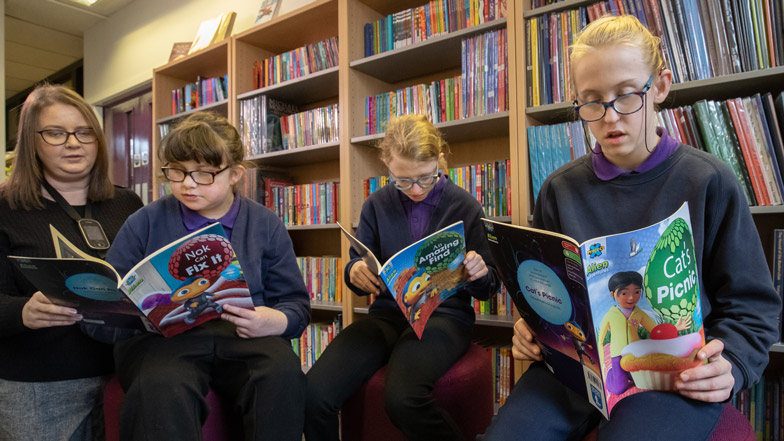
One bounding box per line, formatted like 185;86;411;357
378;114;449;169
1;84;113;210
159;111;249;169
570;15;664;84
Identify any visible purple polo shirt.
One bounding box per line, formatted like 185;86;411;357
179;192;241;240
398;173;447;241
592;127;680;181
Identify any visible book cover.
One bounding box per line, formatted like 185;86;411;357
338;221;470;338
483;202;704;419
254;0;282;25
188;12;236;55
10;223;253;338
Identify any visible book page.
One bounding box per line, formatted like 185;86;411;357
483;218;607;417
582;202;704;413
378;221;469;338
337;222;382;274
118;222;254;337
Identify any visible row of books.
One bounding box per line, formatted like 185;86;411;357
239;95;300;156
731;376;784;441
297;256;343;304
170;74;229;114
527;92;784;207
251;36;338;89
365;28;507;134
527;120;590;201
484;344;514;408
238;167;293;209
363;0;507;56
279;104;340;151
269;182;341;227
473;281;514;317
446;160;512;217
682;93;784;207
363;160;512;217
526;0;783;106
291;315;343;371
773;229;783;342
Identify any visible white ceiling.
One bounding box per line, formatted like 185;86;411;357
5;0;135;100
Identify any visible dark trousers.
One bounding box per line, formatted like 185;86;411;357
304;308;473;441
479;362;723;441
114;320;305;441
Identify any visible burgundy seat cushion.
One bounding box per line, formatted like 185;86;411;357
341;343;494;441
103;376;240;441
581;402;754;441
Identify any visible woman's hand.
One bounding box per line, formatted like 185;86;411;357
221;304;288;338
512;318;543;362
22;292;82;329
463;251;488;281
676;339;735;402
349;260;382;295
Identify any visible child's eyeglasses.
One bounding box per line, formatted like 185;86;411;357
573;75;653;122
389;169;439;191
161;166;230;185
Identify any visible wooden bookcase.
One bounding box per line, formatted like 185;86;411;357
151;40;232;197
519;0;784;407
232;0;343;324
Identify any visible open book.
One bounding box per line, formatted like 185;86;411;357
338;221;470;338
482;202;704;419
10;223;253;338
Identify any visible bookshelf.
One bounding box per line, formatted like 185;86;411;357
232;0;343;322
519;0;784;430
151;39;232;197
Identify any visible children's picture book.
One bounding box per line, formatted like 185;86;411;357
482;202;704;419
337;221;470;338
10;223;254;338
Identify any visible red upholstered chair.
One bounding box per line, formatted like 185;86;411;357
581;402;755;441
103;376;241;441
340;343;494;441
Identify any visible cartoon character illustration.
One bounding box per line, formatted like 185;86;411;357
561;321;595;365
597;271;690;395
171;277;223;324
629;238;642;257
402;269;436;323
139;263;250;327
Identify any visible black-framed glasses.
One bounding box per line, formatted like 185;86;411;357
389;167;439;191
573;75;653;122
36;129;98;146
161;166;230;185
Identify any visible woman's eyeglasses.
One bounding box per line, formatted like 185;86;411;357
161;166;230;185
37;129;97;146
389;168;439;191
573;75;653;122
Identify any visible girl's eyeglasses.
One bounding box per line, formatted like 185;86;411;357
389;168;439;191
573;75;653;122
161;166;230;185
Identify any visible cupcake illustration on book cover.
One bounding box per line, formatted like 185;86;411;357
618;217;704;391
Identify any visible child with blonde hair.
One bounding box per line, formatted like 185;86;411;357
305;114;499;441
481;15;779;440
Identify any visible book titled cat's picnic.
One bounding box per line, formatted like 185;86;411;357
337;221;470;338
482;202;704;419
9;223;253;337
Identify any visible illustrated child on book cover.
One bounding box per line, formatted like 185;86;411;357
588;216;704;408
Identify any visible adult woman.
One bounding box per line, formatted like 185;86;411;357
0;84;143;440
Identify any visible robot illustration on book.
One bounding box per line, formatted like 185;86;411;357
138;233;251;327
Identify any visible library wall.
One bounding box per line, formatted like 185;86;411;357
83;0;259;105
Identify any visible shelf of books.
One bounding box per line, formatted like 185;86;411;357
230;0;344;320
151;39;232;198
342;0;520;333
519;0;784;428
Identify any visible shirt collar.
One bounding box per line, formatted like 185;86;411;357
592;127;680;181
179;192;241;232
